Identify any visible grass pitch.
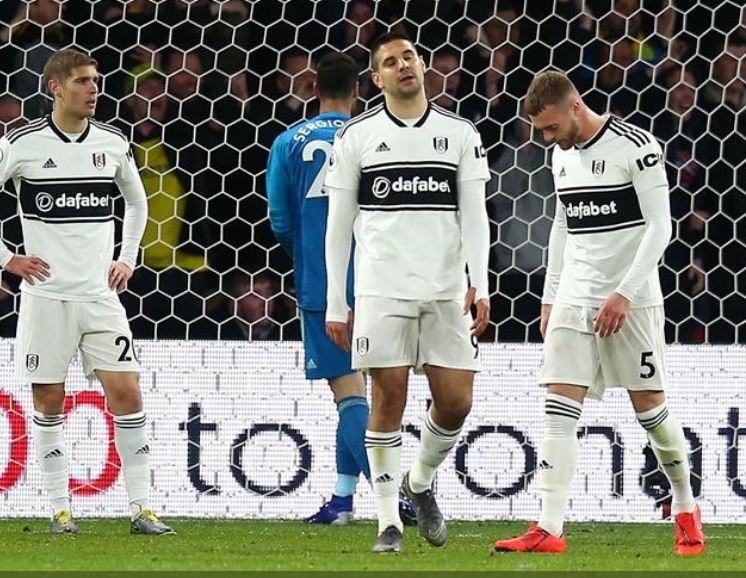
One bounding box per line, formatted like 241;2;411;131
0;519;743;572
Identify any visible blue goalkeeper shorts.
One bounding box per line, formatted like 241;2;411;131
300;309;354;381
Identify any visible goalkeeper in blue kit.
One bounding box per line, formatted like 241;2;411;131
267;52;414;525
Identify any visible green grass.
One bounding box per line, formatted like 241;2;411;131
0;519;743;571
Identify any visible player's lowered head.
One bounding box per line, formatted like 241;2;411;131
314;52;360;117
524;70;604;151
43;48;99;132
369;31;428;116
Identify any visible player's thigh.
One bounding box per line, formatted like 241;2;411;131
300;309;355;382
351;296;419;370
418;299;479;372
16;293;79;384
77;296;140;378
539;304;600;390
596;306;667;392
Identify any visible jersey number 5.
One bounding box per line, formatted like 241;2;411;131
302;140;334;199
640;351;656;379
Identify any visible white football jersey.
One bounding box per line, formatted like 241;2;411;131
325;103;490;301
0;116;146;301
546;116;670;308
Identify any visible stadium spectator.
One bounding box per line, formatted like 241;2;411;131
264;49;317;126
700;38;746;111
425;48;462;111
0;95;23;135
490;117;553;340
120;65;213;338
218;272;298;341
330;0;380;75
5;0;68;116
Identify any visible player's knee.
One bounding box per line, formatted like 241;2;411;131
372;389;407;417
32;385;65;414
448;395;472;422
435;392;472;423
105;381;142;413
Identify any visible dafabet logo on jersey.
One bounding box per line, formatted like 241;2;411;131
371;176;451;199
36;192;110;213
565;200;618;219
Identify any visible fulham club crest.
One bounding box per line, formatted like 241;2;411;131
26;354;39;372
356;337;369;356
92;152;106;170
591;159;605;177
433;137;448;154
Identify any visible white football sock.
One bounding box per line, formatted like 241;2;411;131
409;411;461;493
365;429;402;534
538;394;582;537
637;403;696;515
113;412;150;518
33;412;70;514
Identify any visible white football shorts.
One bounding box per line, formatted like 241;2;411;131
540;303;667;400
351;296;480;372
16;292;139;384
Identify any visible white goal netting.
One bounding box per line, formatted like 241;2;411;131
0;0;744;344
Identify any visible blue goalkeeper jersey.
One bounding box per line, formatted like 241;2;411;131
267;112;354;312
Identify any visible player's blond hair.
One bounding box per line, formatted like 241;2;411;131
524;70;578;117
43;48;98;88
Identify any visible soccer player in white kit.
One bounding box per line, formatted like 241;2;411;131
325;32;491;553
493;71;704;556
0;49;173;535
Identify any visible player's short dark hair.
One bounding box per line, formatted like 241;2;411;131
369;30;416;71
524;70;578;117
316;52;358;100
44;48;98;87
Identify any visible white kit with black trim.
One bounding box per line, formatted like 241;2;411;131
546;115;671;308
0;116;147;301
325;103;490;307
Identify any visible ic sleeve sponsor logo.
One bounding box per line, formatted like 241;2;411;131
474;145;486;159
635;152;663;171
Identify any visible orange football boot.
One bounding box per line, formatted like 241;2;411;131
674;505;705;556
493;522;567;553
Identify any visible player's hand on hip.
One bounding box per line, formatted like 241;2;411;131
464;287;490;337
594;292;631;338
4;255;50;285
108;261;133;293
326;321;351;352
540;303;553;339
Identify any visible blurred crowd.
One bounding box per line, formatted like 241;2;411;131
0;0;743;343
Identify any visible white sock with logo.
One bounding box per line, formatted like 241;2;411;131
113;412;151;518
409;411;461;494
538;394;582;537
637;403;696;515
365;429;402;534
33;412;70;515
